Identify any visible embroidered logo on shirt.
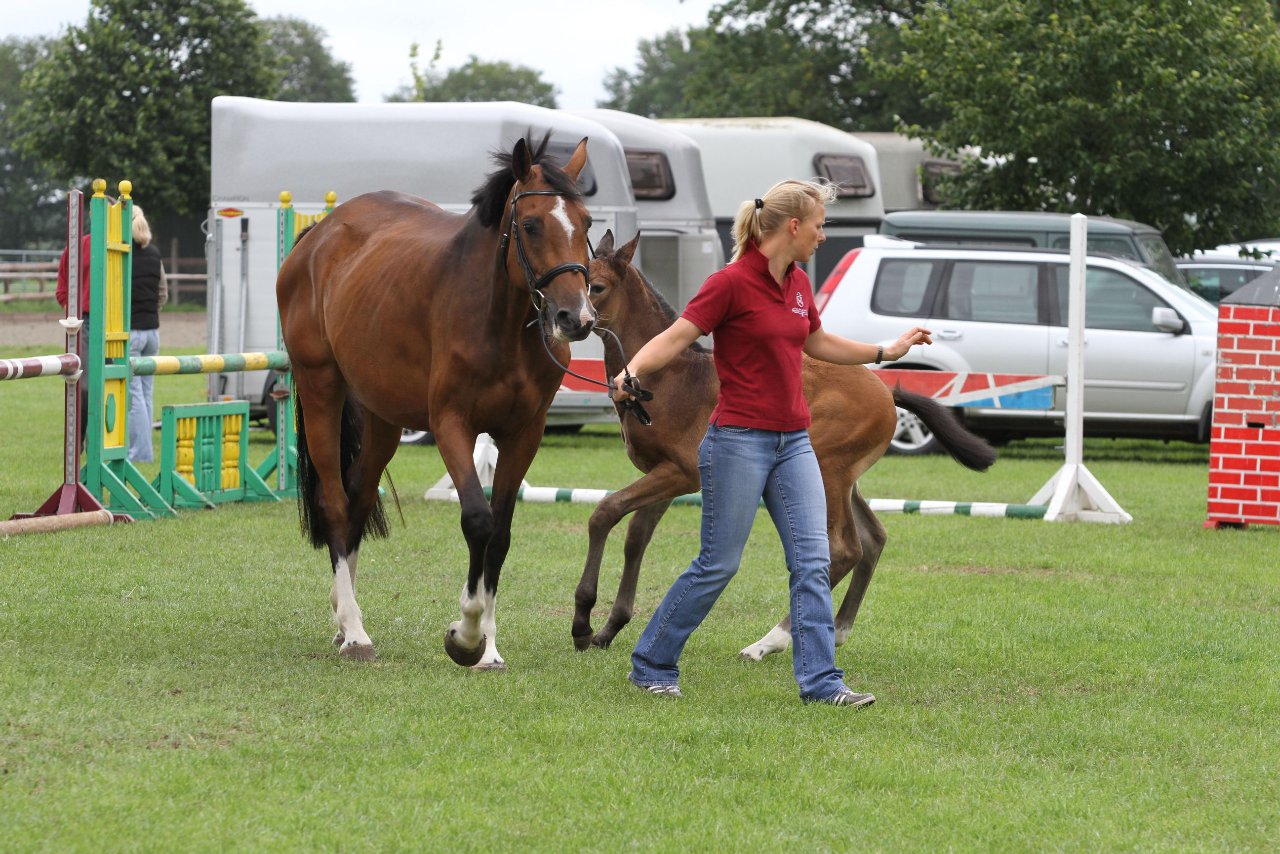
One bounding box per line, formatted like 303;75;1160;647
791;292;808;317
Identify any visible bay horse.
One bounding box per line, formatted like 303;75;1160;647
277;133;598;668
573;231;997;659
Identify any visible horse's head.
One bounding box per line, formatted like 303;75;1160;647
587;229;641;331
497;135;597;343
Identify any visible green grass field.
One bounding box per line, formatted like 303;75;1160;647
2;345;1277;851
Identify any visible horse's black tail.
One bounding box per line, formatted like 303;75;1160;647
293;389;389;550
891;387;998;472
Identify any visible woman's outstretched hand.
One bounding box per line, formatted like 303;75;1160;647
885;326;932;361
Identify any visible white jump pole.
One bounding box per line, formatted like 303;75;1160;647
1028;213;1132;523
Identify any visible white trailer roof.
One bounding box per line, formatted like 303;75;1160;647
658;116;884;222
210;96;634;209
565;109;714;226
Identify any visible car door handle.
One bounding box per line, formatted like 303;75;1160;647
1056;337;1088;347
936;329;962;340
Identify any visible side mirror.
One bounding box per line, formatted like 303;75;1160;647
1152;306;1187;334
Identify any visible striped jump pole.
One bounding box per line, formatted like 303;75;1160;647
0;353;81;381
462;485;1047;520
129;350;289;376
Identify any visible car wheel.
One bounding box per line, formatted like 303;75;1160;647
400;429;435;445
890;406;941;455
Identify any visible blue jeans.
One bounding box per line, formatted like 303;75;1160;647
629;425;847;701
128;328;160;462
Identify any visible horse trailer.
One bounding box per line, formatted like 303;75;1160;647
658;117;885;287
207;96;639;432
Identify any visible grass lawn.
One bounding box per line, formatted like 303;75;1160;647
2;344;1278;851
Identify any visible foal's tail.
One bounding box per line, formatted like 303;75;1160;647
293;390;389;549
891;387;997;472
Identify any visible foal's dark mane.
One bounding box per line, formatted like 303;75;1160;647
615;251;710;354
470;131;584;228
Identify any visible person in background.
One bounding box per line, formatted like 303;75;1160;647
613;178;932;707
55;222;93;448
126;205;167;462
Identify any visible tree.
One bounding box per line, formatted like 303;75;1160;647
259;16;355;102
0;36;63;250
390;42;558;106
16;0;277;222
599;1;940;130
873;0;1280;253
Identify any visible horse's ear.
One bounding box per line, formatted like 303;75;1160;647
595;229;615;257
618;230;641;266
511;137;534;183
563;137;589;181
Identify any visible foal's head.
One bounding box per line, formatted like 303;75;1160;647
472;133;597;342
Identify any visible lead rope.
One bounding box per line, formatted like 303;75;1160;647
526;317;653;425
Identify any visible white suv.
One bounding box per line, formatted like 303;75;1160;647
816;236;1219;453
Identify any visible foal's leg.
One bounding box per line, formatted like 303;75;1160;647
572;464;691;650
591;498;673;650
832;487;887;645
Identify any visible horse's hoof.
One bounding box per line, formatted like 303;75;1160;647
589;634;613;650
444;628;486;667
572;631;594;652
738;646;766;662
339;641;376;661
471;660;507;673
332;631;345;647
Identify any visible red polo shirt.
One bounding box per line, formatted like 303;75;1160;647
681;243;821;431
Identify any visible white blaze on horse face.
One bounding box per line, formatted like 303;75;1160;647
549;197;574;244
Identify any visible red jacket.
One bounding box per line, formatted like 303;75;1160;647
56;234;93;316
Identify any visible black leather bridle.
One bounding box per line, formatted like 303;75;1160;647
499;186;654;424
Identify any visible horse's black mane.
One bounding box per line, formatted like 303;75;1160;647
624;254;710;354
471;130;583;228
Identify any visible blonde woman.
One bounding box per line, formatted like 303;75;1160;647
127;206;167;462
613;179;931;706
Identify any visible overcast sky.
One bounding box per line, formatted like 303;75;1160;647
5;0;719;107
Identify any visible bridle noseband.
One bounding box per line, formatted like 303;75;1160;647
497;188;590;306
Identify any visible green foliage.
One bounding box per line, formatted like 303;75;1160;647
0;36;63;250
874;0;1280;253
15;0;277;221
391;40;557;107
259;16;355;103
600;1;939;130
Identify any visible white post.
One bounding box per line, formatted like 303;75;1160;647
1029;214;1132;523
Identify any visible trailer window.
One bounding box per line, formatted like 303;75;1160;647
813;154;874;198
624;150;675;201
545;141;598;196
920;159;960;205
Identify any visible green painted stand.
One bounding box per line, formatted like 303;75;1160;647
80;180;176;520
152;401;279;509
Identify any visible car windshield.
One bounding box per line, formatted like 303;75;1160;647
1136;234;1188;289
